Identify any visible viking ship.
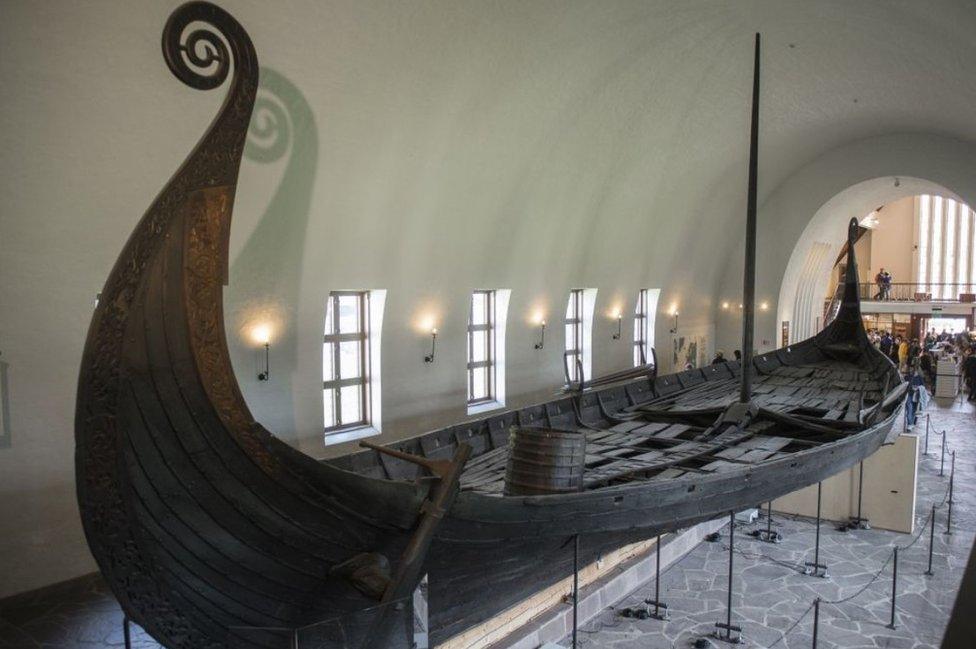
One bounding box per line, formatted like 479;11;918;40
75;3;908;648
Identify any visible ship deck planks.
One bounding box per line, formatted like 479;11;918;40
457;361;876;495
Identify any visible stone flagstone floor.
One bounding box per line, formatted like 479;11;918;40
561;397;976;649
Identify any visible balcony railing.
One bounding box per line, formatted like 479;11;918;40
857;282;976;303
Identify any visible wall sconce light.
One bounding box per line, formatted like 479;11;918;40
424;328;438;363
611;310;622;340
669;311;679;335
534;320;546;349
760;301;769;311
721;301;730;310
253;326;271;381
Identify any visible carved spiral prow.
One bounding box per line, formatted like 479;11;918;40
162;1;255;91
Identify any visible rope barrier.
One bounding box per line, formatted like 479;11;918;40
764;600;816;649
759;443;955;645
760;457;952;647
570;434;958;649
820;549;894;606
726;543;801;573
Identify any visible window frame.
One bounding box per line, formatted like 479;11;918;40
634;289;649;367
467;289;497;405
564;288;584;383
323;290;371;434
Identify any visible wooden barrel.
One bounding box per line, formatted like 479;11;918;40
504;427;586;496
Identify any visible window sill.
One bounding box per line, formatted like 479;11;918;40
466;400;504;416
324;426;380;447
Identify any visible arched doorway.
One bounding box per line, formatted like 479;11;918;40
777;177;963;343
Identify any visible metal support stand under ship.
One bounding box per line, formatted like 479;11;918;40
74;3;908;648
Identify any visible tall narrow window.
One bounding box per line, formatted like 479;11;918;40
931;196;943;295
564;289;597;383
323;291;371;435
944;199;956;296
914;195;976;299
633;288;661;367
917;195;930;292
958;203;970;292
467;290;496;406
565;289;584;383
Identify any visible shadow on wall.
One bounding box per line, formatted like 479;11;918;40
0;358;10;448
225;68;318;439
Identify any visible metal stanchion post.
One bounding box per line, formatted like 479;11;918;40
887;547;898;630
123;616;131;649
645;535;669;619
291;629;299;649
945;454;955;536
812;598;820;649
726;512;733;633
849;462;870;529
924;414;930;455
925;505;936;576
713;511;742;643
805;483;828;577
940;433;946;476
759;500;780;542
573;534;579;649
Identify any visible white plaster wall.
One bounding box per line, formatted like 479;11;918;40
773;434;919;534
869;196;915;286
4;0;976;598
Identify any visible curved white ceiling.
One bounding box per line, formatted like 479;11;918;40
224;0;976;301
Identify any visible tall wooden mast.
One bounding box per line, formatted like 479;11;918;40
739;33;761;404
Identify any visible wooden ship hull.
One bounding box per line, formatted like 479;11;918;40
74;4;907;648
340;305;906;642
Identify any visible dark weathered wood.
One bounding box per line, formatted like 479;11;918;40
362;442;472;648
504;428;586;495
740;33;761;403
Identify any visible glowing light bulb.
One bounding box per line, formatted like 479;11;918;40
252;325;271;345
419;315;437;334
